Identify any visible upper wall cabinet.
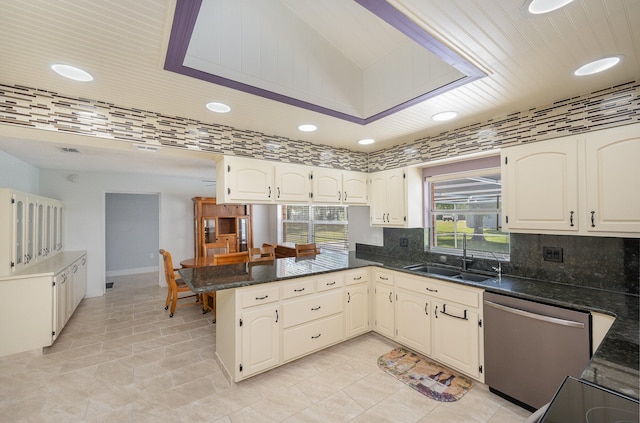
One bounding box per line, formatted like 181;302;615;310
369;167;422;227
0;189;64;276
312;169;368;205
502;123;640;237
217;156;275;203
217;155;368;205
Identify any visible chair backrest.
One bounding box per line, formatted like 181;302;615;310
213;251;249;265
204;242;229;257
249;245;275;262
295;243;319;257
159;249;178;288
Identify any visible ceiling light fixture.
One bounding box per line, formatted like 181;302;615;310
206;102;231;113
298;124;317;132
431;111;458;122
358;138;375;145
524;0;575;15
51;64;93;82
574;57;621;76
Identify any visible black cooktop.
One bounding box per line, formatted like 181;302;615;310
540;376;639;423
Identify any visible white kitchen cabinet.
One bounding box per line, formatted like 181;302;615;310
432;300;482;380
396;289;432;356
374;280;395;338
275;164;311;202
71;255;87;310
584;125;640;234
0;251;87;357
217;156;275;203
502;123;640;237
369;167;422;227
345;282;369;338
282;289;344;361
240;304;281;377
0;189;65;277
312;168;368;204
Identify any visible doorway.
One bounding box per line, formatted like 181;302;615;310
105;193;160;287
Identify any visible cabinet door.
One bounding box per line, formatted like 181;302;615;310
53;270;69;340
374;283;395;338
369;172;387;225
275;165;310;202
223;157;274;202
312;168;342;203
36;202;47;261
385;169;406;226
72;256;87;310
584;126;640;234
345;283;369;338
502;137;579;232
396;290;431;356
25;197;36;265
12;192;27;272
241;305;280;378
342;171;368;204
433;301;480;379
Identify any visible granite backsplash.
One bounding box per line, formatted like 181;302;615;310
355;228;639;296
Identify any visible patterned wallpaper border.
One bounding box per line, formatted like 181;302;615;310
369;81;640;171
1;81;638;174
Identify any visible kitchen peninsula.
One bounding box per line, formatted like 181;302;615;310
178;249;639;409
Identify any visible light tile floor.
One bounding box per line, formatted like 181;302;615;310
0;272;533;422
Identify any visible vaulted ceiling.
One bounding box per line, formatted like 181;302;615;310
0;0;638;178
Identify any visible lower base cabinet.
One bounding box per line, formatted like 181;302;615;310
0;251;87;357
433;300;481;379
215;266;485;384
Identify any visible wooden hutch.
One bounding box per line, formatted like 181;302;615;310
192;197;253;257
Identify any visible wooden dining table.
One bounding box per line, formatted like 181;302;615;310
179;256;216;268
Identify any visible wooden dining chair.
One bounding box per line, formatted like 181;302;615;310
213;251;249;265
204;241;229;257
249;245;275;262
295;242;319;257
160;249;199;317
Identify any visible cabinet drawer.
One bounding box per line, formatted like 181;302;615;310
345;269;368;285
281;278;314;299
282;313;344;361
420;277;482;308
374;270;393;285
316;274;344;292
240;285;280;308
282;290;343;328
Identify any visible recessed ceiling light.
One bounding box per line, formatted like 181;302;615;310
206;102;231;113
358;138;375;145
431;111;458;122
298;124;317;132
524;0;575;15
51;64;93;82
574;57;621;76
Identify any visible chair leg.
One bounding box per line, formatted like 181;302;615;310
165;286;172;311
169;288;178;317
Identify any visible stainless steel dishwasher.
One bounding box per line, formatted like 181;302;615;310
483;292;591;410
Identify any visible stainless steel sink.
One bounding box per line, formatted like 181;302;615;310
403;264;492;283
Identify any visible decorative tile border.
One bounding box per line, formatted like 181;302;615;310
0;84;369;172
0;81;638;174
369;81;640;171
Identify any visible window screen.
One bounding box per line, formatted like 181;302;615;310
279;205;349;252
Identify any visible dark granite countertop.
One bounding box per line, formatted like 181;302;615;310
178;250;639;401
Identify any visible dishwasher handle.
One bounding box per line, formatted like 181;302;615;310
484;300;585;329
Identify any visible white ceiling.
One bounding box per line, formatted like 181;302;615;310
0;0;638;179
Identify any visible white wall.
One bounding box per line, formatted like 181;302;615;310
38;169;214;298
0;149;40;193
348;206;383;249
251;204;278;246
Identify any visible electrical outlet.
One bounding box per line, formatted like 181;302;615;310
543;246;563;263
400;238;408;247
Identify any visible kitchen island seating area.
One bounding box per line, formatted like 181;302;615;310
159;249;199;317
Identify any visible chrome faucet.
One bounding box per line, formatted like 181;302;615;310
489;251;502;282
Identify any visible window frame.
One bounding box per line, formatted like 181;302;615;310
426;167;510;260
